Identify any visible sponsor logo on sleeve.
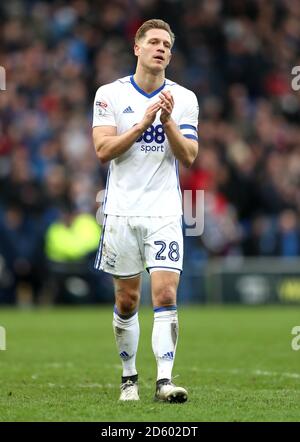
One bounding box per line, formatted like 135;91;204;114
96;100;108;116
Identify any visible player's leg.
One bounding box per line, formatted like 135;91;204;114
94;215;144;400
150;270;187;403
151;269;179;383
113;275;141;401
144;215;187;402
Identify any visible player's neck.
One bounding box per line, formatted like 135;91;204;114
133;69;165;95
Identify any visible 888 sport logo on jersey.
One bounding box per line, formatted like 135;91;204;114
136;124;166;153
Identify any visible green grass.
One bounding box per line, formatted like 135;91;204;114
0;305;300;421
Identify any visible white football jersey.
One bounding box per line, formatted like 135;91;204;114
93;75;199;216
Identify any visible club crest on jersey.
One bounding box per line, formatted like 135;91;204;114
96;100;108;116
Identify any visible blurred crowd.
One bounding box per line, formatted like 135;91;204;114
0;0;300;303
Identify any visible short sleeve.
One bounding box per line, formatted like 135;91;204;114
178;92;199;142
92;85;117;128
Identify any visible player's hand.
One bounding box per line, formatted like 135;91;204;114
140;101;161;131
159;91;174;124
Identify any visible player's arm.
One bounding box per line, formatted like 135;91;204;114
162;119;198;168
159;91;199;168
93;102;161;163
93;125;143;163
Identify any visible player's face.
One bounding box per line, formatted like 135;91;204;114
134;29;172;73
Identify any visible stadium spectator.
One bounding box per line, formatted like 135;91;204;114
44;200;113;303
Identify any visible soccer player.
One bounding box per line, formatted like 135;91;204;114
92;19;199;402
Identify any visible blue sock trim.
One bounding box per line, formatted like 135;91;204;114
153;305;177;313
114;305;137;319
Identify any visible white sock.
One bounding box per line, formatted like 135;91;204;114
152;306;178;381
113;306;139;377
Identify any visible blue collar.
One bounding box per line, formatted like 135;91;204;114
130;75;166;98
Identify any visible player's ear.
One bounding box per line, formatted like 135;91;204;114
134;43;141;57
166;52;172;66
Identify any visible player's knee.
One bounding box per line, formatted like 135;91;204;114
116;289;139;314
154;285;176;307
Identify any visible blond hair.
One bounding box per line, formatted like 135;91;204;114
135;19;175;47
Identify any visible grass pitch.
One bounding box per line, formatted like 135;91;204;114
0;305;300;422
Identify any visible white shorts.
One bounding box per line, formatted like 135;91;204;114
94;215;183;278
